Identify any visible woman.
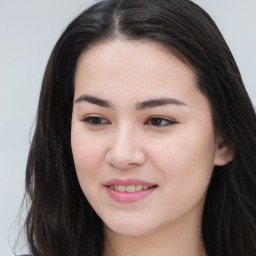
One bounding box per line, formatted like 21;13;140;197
20;0;256;255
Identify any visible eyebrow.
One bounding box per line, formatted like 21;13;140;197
74;95;111;108
136;98;186;110
74;94;186;109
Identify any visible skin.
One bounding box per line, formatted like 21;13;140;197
71;39;232;256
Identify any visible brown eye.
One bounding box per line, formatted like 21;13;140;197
82;116;109;126
146;116;176;127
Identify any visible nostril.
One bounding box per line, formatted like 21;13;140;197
105;147;146;169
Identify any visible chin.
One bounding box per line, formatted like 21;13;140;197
107;226;151;237
103;218;156;237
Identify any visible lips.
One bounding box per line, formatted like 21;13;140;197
104;178;156;187
104;179;158;203
108;184;154;193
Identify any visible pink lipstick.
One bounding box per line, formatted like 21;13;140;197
104;179;157;203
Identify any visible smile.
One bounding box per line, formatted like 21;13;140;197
104;179;158;203
107;184;156;193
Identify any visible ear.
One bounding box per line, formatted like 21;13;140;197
214;139;234;166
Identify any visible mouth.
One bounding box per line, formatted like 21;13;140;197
105;184;158;193
104;179;158;203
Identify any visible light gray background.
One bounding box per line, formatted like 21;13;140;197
0;0;255;255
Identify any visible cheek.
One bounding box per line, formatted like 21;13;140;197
149;129;216;204
151;130;215;169
71;132;105;187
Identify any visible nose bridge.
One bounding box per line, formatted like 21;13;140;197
106;122;145;169
115;122;135;147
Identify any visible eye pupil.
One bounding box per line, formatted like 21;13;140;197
151;118;163;126
91;117;102;123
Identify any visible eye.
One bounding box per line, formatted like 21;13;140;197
81;115;110;126
145;116;177;127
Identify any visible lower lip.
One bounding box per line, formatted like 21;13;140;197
104;186;156;203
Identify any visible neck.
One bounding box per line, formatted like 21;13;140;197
103;212;206;256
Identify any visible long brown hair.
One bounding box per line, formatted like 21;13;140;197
22;0;256;255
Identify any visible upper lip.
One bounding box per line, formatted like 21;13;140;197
104;178;157;187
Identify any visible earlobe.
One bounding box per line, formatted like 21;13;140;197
214;141;234;166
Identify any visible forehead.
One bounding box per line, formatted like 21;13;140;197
74;39;197;98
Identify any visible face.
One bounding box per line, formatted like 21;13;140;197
71;40;230;237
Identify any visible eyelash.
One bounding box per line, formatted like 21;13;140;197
81;115;177;127
81;116;109;126
145;116;177;127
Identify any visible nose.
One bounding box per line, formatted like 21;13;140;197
105;126;146;170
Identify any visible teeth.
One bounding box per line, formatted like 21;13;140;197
109;185;152;192
135;185;143;191
125;185;135;192
118;185;126;192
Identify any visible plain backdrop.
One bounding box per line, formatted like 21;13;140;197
0;0;255;255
